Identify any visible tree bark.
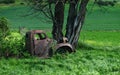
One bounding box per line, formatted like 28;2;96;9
52;0;65;43
67;0;89;48
65;0;78;41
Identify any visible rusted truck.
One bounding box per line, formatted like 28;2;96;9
25;30;74;58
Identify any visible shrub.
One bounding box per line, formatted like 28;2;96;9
0;17;29;58
0;17;10;55
0;17;9;37
0;32;30;58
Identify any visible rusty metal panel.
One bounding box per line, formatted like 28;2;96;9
25;30;53;58
54;37;74;54
55;43;75;54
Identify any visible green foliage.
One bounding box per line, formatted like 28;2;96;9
0;31;29;58
0;0;15;4
0;17;29;57
0;17;9;31
0;17;10;56
0;17;9;37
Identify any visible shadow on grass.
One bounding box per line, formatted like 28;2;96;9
77;42;120;51
77;42;96;50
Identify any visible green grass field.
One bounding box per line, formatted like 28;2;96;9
0;1;120;75
0;31;120;75
0;5;53;30
0;3;120;30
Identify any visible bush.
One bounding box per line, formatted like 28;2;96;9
0;17;10;53
0;17;9;37
0;17;29;58
0;32;29;58
0;0;15;4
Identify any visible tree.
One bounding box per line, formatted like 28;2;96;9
27;0;89;49
66;0;89;48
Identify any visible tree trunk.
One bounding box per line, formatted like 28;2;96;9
66;0;89;48
65;0;78;41
52;0;65;43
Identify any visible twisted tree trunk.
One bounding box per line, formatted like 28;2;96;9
52;0;89;48
65;0;78;41
66;0;89;48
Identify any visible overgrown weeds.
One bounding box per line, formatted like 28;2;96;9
0;17;29;58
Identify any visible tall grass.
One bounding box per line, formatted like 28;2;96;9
0;31;120;75
0;48;119;75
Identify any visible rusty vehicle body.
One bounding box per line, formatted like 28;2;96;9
25;30;53;58
25;30;74;58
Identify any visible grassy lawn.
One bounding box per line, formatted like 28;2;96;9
0;1;120;75
80;31;120;48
